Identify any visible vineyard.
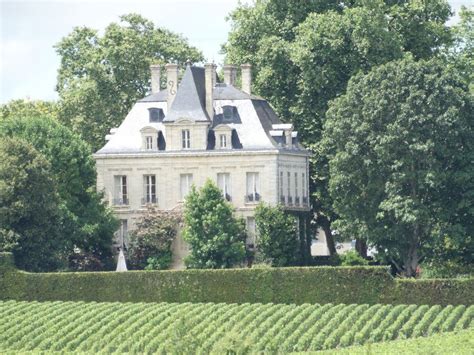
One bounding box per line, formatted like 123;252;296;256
0;300;472;353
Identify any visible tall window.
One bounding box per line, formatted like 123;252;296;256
302;173;307;205
295;172;299;205
219;134;227;148
114;175;128;205
145;136;153;150
180;174;193;199
217;173;231;201
143;175;156;204
246;172;260;202
287;172;292;204
182;129;190;149
280;171;285;204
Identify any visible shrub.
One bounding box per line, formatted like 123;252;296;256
339;251;369;266
127;207;181;270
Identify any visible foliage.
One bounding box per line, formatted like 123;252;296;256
2;253;473;306
318;328;474;355
0;99;59;121
55;13;203;151
419;262;474;279
254;203;299;266
183;180;247;269
224;0;453;254
322;57;474;277
128;207;181;270
0;115;118;270
339;251;369;266
0;138;67;271
0;300;472;353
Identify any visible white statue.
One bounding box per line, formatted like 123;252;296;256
116;248;128;272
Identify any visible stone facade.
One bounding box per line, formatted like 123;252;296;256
94;63;311;268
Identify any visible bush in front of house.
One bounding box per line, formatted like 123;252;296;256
127;207;181;270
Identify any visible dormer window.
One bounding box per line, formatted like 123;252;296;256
148;108;164;123
219;134;227;148
222;106;237;121
145;136;153;150
182;129;190;149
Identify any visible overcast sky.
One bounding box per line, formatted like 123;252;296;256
0;0;470;103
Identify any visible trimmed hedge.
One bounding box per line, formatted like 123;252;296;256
1;252;472;305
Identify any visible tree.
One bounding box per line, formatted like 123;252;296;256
322;57;473;277
0;99;58;121
224;0;454;255
0;115;118;270
55;14;204;151
0;137;68;271
183;180;247;268
254;203;299;266
128;207;181;270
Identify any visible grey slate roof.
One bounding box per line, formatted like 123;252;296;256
164;66;210;122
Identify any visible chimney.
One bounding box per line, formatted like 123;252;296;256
241;63;252;94
165;63;179;110
150;64;161;94
285;129;293;148
204;63;216;119
223;65;237;86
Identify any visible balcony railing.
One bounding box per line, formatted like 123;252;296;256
245;193;261;203
113;197;129;206
141;196;157;205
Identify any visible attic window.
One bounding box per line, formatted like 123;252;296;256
148;108;164;123
222;106;237;121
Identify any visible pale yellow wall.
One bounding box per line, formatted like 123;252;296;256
163;121;209;151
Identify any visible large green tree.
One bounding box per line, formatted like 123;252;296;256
0;138;68;271
183;180;247;269
55;13;204;151
322;57;473;277
224;0;453;255
0;99;58;121
0;115;118;270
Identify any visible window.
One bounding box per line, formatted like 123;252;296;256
145;136;153;150
295;172;299;205
180;174;193;199
219;134;227;148
287;172;292;204
246;172;260;202
182;129;190;149
222;106;237;121
143;175;156;204
119;219;128;250
302;173;308;205
217;173;231;201
148;108;164;122
246;217;256;248
279;171;285;204
113;175;128;205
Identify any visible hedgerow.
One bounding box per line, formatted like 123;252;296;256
0;301;472;354
1;252;473;305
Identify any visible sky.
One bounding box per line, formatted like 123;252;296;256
0;0;471;103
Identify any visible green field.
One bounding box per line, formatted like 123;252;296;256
1;301;472;353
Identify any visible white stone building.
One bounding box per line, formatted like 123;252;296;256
94;63;311;268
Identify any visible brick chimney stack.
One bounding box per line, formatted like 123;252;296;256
205;63;217;119
241;63;252;95
165;63;179;110
223;65;237;86
150;64;161;94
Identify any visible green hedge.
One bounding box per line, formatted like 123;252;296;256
1;252;472;305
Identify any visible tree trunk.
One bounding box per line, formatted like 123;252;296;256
319;217;337;256
404;239;419;277
355;239;367;258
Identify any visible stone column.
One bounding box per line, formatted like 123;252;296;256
241;63;252;94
